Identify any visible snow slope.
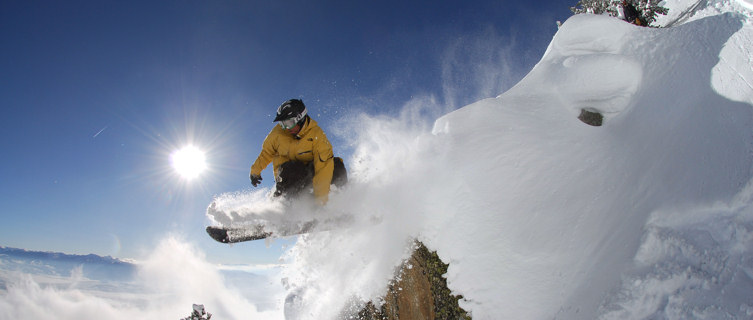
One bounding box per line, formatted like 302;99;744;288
254;0;753;319
428;13;753;320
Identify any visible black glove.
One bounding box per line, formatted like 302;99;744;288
250;174;262;187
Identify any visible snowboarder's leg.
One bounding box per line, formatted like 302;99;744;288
332;157;348;188
275;161;314;198
275;158;347;198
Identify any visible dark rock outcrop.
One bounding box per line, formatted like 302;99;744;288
357;241;471;320
578;109;603;126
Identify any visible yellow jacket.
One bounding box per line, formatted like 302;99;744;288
250;117;335;204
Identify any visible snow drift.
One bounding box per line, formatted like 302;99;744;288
427;12;753;319
210;1;753;319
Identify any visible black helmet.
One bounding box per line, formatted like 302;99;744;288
273;99;307;123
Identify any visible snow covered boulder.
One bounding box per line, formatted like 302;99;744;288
429;12;752;319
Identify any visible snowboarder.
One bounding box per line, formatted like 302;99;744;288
249;99;347;205
622;0;644;26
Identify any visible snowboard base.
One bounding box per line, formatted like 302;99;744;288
206;225;273;243
206;214;351;244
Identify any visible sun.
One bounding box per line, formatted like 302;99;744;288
171;145;207;180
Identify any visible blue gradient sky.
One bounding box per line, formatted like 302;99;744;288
0;0;571;264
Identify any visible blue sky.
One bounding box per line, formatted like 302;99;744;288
0;0;571;264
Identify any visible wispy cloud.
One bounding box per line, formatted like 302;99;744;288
0;237;286;319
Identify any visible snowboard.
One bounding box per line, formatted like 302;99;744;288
206;213;355;244
204;189;363;244
206;219;315;243
206;225;271;244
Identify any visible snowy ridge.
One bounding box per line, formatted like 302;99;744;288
0;246;136;285
0;246;128;265
427;12;753;319
271;1;753;319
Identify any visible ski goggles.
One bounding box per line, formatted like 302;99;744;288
279;118;298;130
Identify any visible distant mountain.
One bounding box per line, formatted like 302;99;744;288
0;246;129;265
0;246;136;282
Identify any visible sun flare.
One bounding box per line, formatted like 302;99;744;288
171;145;207;180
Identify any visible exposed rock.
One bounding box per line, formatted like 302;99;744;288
357;241;471;320
578;109;603;126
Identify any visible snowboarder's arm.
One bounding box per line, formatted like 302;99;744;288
250;130;277;177
312;132;335;205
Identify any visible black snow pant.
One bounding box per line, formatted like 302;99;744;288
274;157;348;198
